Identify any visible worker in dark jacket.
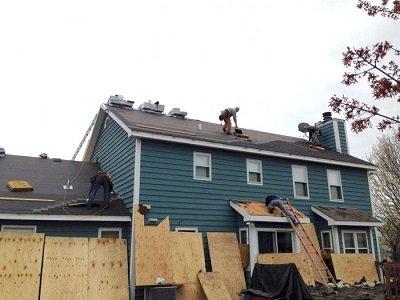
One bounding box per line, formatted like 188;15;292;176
219;107;239;135
265;195;298;224
87;171;111;209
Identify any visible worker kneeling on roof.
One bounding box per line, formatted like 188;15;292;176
219;107;239;135
265;195;298;224
87;171;111;209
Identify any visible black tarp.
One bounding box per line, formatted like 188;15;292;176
250;263;313;300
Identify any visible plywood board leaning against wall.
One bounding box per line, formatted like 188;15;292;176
197;271;231;300
0;233;44;300
40;237;89;300
300;224;321;255
331;254;379;284
257;253;315;286
238;244;249;269
88;238;129;300
170;231;205;284
177;283;207;300
135;206;174;285
207;232;246;300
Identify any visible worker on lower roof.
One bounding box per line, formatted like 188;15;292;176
265;194;298;224
219;107;239;135
87;171;111;209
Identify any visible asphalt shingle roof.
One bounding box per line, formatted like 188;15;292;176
313;205;380;223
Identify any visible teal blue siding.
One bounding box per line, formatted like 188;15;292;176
337;120;348;154
319;121;336;150
91;118;135;210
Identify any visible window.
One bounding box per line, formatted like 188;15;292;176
239;228;249;244
327;169;343;201
1;225;36;233
175;227;198;232
193;152;212;180
321;231;332;251
258;230;294;253
247;159;263;185
98;227;122;238
342;231;369;253
292;165;309;199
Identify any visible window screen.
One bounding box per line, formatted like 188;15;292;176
292;165;309;198
327;170;343;200
247;160;262;184
194;153;211;180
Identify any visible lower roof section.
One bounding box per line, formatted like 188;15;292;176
311;205;382;227
230;200;310;223
0;213;130;222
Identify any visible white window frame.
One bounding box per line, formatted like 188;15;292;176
239;227;249;244
256;228;299;254
327;169;344;202
193;152;212;181
98;227;122;238
291;165;310;199
246;159;263;186
320;230;333;251
175;227;198;232
1;225;37;233
341;230;369;253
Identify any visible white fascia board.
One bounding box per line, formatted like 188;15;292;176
0;213;131;222
311;206;382;227
230;201;310;224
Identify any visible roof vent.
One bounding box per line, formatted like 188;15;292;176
52;158;62;162
39;153;48;159
108;95;134;109
139;100;165;114
168;108;187;119
0;148;5;158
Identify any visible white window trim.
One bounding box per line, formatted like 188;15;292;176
246;159;263;186
175;227;198;232
341;230;369;253
1;225;37;233
255;228;299;254
291;165;310;199
193;152;212;181
327;169;344;202
239;227;249;244
98;227;122;238
320;230;333;251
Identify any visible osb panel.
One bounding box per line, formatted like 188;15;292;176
207;232;246;300
331;254;379;284
40;237;88;300
238;244;249;269
135;206;173;286
177;283;206;300
258;253;315;286
0;233;44;300
88;238;129;300
170;232;205;284
234;201;304;218
300;224;321;255
197;272;231;300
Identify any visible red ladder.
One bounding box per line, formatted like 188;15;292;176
284;201;337;287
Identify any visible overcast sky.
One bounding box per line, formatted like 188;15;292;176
0;0;398;161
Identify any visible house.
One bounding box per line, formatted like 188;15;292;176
83;98;382;294
0;154;131;240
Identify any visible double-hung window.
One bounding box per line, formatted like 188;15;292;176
239;228;249;244
327;169;343;201
321;230;332;252
247;159;263;185
98;227;122;238
292;165;309;199
193;152;212;180
1;225;36;233
342;231;369;253
258;230;294;254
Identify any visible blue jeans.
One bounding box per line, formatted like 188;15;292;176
87;181;110;207
268;199;297;223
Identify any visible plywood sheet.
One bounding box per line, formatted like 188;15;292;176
135;206;173;285
238;244;249;269
207;232;246;300
170;232;205;284
88;238;129;300
258;253;315;286
300;223;321;255
40;237;88;300
0;233;44;300
233;201;305;218
197;272;231;300
177;283;206;300
331;254;379;284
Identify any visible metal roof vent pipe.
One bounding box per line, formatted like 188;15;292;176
168;108;187;119
139;100;165;114
322;112;332;123
0;148;5;158
108;95;134;109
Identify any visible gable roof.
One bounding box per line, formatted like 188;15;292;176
0;154;130;220
311;205;381;226
84;104;375;169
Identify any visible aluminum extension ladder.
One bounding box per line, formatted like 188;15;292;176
284;201;337;287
